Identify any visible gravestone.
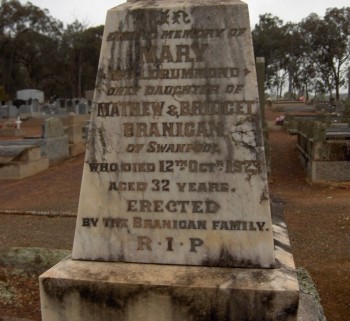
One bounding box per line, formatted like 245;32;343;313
8;105;18;118
41;104;50;115
40;1;299;320
52;101;61;114
43;117;65;138
72;0;275;268
76;101;88;114
30;99;41;116
64;115;88;156
54;99;68;114
66;99;74;113
0;107;6;119
19;105;30;115
57;98;65;109
42;117;69;163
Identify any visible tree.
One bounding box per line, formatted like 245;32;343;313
0;85;9;102
300;8;350;100
252;14;287;97
252;8;350;101
0;0;63;97
59;21;103;97
282;23;307;99
0;1;103;99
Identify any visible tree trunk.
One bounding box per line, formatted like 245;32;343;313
78;51;82;97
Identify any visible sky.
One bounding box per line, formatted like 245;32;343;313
16;0;350;28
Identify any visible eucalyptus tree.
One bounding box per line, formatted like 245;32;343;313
281;23;310;99
252;14;290;98
0;0;63;97
0;1;103;99
59;21;103;98
300;8;350;100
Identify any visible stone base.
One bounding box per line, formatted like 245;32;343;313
0;128;22;137
43;136;69;165
309;160;350;182
0;157;49;179
40;258;298;321
40;213;299;321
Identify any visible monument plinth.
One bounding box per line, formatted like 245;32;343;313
40;1;299;320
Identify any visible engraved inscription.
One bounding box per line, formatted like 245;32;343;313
107;28;247;42
73;1;275;268
109;67;249;80
81;217;269;232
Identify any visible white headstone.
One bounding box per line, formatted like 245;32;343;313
72;0;275;268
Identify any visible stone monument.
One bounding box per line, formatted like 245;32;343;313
40;1;299;320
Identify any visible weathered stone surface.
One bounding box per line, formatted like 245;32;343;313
310;161;350;182
67;125;84;144
0;157;49;179
43;137;69;165
72;0;274;268
62;114;90;126
43;117;65;138
0;145;40;163
69;142;86;157
0;128;22;137
40;210;299;321
40;260;298;321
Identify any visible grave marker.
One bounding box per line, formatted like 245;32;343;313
15;116;22;130
42;117;69;163
8;105;18;118
43;117;65;138
72;0;274;268
40;2;299;321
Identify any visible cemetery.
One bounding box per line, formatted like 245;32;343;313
0;99;90;179
295;117;350;183
0;0;349;321
279;103;350;184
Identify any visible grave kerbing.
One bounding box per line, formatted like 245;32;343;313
72;0;275;268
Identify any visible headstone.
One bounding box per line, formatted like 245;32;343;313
57;98;65;108
41;104;50;115
30;99;41;114
43;117;65;138
41;117;69;163
72;0;274;268
40;1;299;321
0;107;6;119
54;98;67;114
65;115;87;156
8;105;18;118
19;105;30;115
77;102;88;114
51;101;60;114
66;99;74;113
